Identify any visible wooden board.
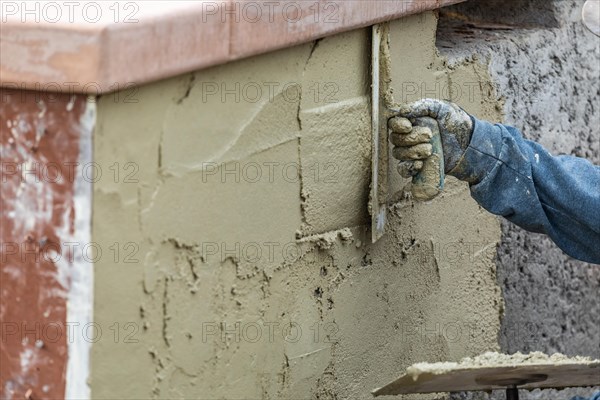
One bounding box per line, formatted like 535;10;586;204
373;363;600;396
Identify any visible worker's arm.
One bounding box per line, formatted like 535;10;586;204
391;99;600;264
452;117;600;263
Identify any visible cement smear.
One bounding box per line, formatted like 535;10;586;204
92;12;504;400
409;351;597;376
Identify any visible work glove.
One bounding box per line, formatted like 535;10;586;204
389;99;474;177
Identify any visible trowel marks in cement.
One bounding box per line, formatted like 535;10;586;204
91;12;504;400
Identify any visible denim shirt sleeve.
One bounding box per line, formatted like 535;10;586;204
448;118;600;264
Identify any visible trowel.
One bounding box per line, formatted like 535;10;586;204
372;357;600;399
370;23;445;243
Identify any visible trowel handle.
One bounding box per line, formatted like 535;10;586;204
411;117;445;201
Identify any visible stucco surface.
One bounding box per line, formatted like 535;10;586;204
92;12;504;399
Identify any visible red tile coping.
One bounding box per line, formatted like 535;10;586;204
0;1;465;94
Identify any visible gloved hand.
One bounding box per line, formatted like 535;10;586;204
389;99;474;176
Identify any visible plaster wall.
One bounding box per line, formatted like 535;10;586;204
92;12;504;399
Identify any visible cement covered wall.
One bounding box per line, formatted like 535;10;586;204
438;0;600;399
91;12;505;399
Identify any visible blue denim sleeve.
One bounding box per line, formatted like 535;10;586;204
448;118;600;264
571;392;600;400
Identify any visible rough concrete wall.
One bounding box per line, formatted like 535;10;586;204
438;0;600;399
91;12;504;399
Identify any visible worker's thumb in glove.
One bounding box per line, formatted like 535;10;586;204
397;99;474;173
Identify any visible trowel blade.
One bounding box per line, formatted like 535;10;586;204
370;23;393;243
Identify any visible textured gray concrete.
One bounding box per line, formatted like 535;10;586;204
437;0;600;399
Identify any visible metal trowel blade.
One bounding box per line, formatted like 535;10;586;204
370;23;394;243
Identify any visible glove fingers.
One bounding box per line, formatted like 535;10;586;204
393;143;433;161
399;99;445;119
390;126;432;146
388;117;412;134
397;161;424;178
